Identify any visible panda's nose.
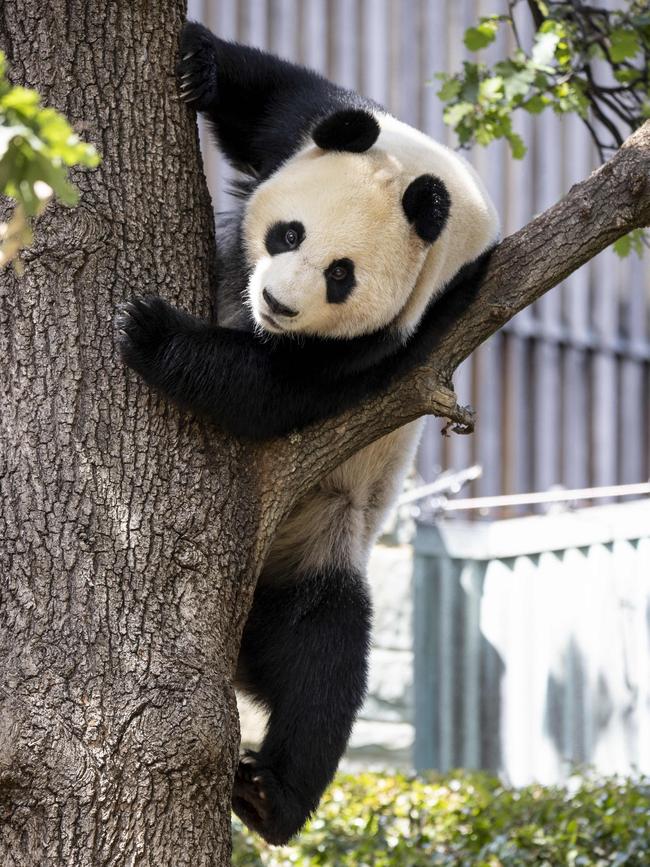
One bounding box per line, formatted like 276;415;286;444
263;287;299;318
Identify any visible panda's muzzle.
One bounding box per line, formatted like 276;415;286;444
263;287;299;319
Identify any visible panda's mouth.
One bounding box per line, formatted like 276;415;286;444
260;312;284;332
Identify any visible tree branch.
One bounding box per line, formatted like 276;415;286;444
262;120;650;510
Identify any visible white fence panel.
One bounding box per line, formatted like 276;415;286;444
413;499;650;784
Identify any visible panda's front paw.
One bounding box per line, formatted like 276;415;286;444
178;22;219;110
232;751;310;846
115;296;180;378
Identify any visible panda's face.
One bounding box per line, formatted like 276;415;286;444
243;150;431;339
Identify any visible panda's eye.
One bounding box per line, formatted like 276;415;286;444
324;257;356;304
265;221;305;256
285;228;299;248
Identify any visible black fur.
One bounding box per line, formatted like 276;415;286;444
312;108;381;153
234;568;371;844
402;174;451;243
117;24;495;846
178;22;380;178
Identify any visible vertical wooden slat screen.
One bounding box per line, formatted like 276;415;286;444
442;0;474;481
186;0;650;502
562;113;591;492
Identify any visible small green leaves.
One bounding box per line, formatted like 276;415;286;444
464;17;500;51
232;771;650;866
434;2;648;172
609;27;641;62
506;130;526;159
613;228;647;258
0;50;100;270
436;17;599;161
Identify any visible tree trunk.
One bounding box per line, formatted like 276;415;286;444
1;2;261;863
2;1;649;865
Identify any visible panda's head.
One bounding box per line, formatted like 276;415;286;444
243;109;499;340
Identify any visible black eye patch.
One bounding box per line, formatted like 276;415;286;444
324;258;356;304
265;221;305;256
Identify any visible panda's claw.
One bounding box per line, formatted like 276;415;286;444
177;22;219;112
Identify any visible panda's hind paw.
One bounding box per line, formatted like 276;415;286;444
233;753;271;822
232;751;309;846
178;22;219;111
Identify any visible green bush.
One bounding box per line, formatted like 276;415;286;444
232;771;650;866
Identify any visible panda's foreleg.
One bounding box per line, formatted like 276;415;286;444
178;22;353;177
116;295;392;440
233;567;371;845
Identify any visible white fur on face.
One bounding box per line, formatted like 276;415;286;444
243;149;429;339
376;114;500;336
243;113;500;340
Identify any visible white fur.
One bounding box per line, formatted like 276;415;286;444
261;420;423;581
243;111;499;340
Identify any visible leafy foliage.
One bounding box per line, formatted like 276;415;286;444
0;51;100;270
232;771;650;866
435;1;649;159
434;0;649;256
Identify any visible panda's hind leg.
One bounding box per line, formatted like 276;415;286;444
233;567;371;845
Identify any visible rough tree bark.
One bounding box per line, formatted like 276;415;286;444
0;2;649;865
1;2;256;864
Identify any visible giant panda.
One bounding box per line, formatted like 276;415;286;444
117;22;499;846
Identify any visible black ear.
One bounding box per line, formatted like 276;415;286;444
312;109;380;153
402;174;451;243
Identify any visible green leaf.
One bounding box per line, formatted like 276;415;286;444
464;20;499;52
613;229;646;259
443;101;474;127
609;27;641;62
502;67;536;101
1;85;41;112
613;233;631;257
522;94;549;114
478;76;503;103
459;62;481;103
506;130;527;159
0;49;101;268
613;67;642;84
437;76;462;102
